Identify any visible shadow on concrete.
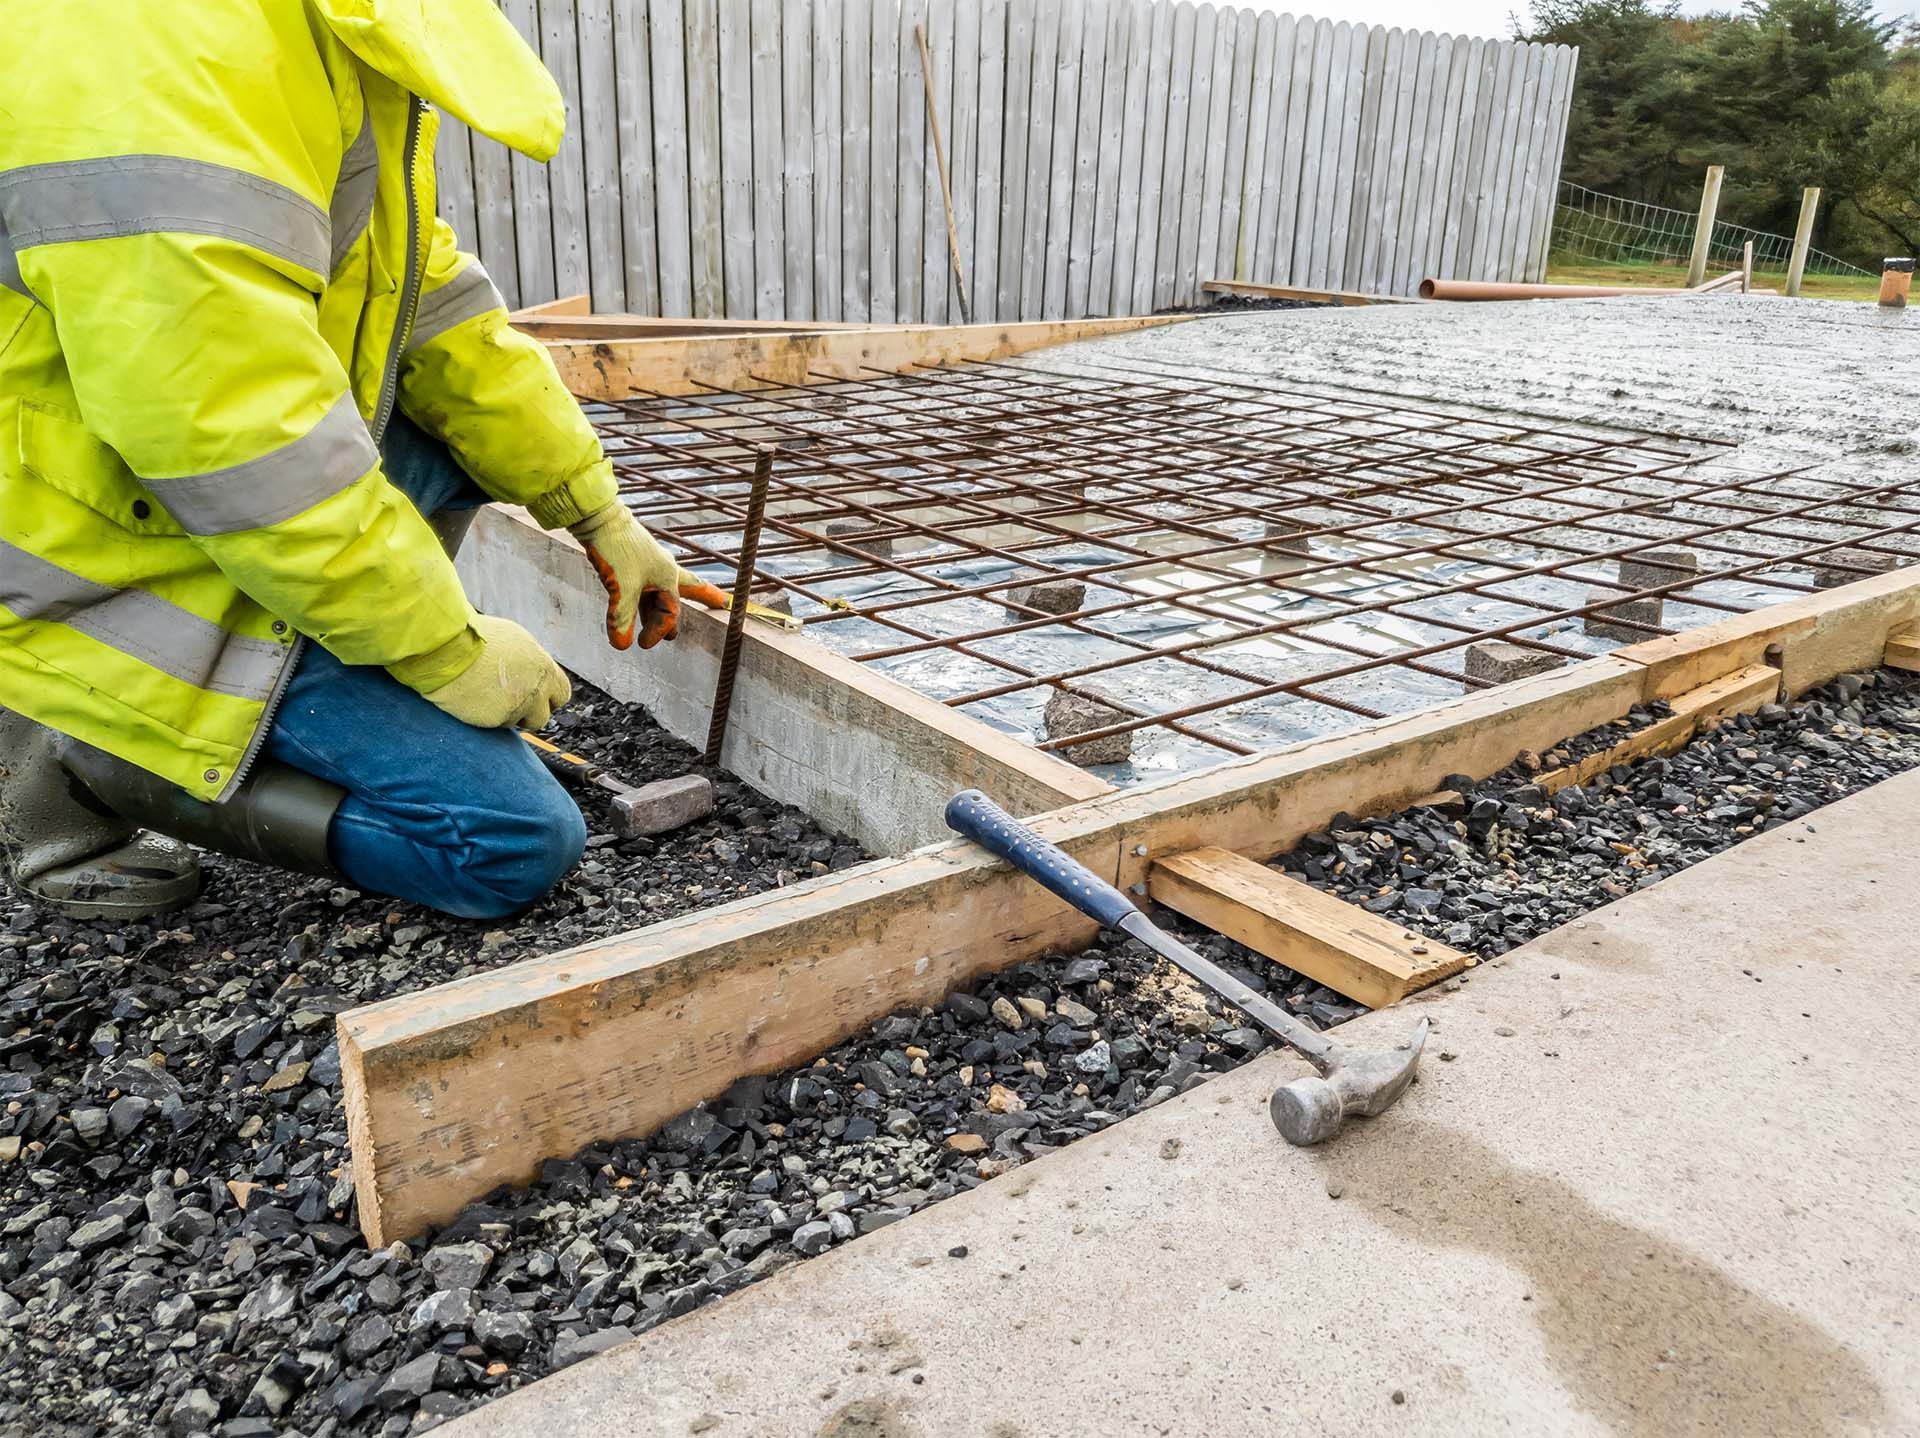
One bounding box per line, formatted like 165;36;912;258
1317;1121;1887;1436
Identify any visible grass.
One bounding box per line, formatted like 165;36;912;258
1546;254;1880;301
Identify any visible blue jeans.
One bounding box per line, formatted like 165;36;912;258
264;417;586;920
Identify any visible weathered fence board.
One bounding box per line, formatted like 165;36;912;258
448;0;1577;317
812;0;843;320
972;0;1006;319
684;0;725;314
617;0;664;315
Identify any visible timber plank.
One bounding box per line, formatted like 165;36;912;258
1149;847;1472;1009
457;508;1111;857
1202;279;1413;305
511;315;871;339
542;314;1188;398
1611;566;1920;700
346;559;1920;1247
1534;664;1780;795
509;293;593;320
343;650;1648;1243
1884;627;1920;672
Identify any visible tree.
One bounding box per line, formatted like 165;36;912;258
1797;69;1920;255
1521;0;1911;264
1523;0;1690;200
1692;0;1898;232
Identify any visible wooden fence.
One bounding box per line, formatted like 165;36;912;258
434;1;1578;319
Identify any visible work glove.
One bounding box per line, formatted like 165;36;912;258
568;501;729;650
414;615;572;731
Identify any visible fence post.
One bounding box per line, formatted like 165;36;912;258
1685;165;1724;288
1786;186;1820;298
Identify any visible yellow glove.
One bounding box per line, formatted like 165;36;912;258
568;502;728;650
414;615;572;731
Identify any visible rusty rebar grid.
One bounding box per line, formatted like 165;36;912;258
581;359;1920;768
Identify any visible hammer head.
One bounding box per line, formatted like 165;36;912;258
1268;1017;1429;1145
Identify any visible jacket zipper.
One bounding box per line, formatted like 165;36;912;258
221;95;430;802
372;96;429;446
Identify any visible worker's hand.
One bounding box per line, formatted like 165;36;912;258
568;502;724;650
415;615;572;731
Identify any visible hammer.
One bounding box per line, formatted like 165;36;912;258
945;790;1429;1143
520;733;714;839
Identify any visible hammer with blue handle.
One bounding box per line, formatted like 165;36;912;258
945;788;1429;1144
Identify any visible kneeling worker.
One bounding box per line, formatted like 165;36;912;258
0;1;712;921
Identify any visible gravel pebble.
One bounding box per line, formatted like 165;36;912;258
7;668;1913;1435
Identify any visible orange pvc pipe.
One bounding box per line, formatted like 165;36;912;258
1417;277;1694;301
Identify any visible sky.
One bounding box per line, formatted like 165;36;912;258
1273;0;1919;44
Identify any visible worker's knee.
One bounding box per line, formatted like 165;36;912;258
444;783;587;921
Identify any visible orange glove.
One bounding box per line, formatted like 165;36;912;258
635;578;731;649
567;502;728;650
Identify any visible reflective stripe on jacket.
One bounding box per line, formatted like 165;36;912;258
0;1;616;801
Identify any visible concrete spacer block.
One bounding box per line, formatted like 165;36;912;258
1464;640;1564;686
1618;548;1698;592
613;774;715;838
1583;590;1663;643
1042;689;1135;767
1263;516;1314;557
1812;548;1905;590
757;590;795;616
825;519;895;559
1004;580;1087;618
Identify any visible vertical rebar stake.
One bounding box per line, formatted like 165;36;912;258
704;445;775;765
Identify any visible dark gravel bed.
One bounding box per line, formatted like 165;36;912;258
0;681;865;1437
8;667;1916;1437
1157;293;1322;316
1274;668;1920;956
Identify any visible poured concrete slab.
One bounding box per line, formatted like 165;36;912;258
1030;295;1920;474
448;771;1920;1438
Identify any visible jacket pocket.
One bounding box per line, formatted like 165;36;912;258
17;400;185;536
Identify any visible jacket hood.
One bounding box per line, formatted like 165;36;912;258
312;0;565;160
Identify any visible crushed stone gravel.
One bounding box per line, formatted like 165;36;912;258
1274;669;1920;955
6;668;1917;1435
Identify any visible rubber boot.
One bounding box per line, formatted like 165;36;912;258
56;740;345;881
0;709;202;920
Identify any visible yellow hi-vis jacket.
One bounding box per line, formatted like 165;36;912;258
0;1;617;801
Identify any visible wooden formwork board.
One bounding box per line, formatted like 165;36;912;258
509;292;593;319
512;316;881;339
539;314;1188;400
456;509;1108;858
341;566;1920;1246
1201;278;1415;306
1534;663;1781;795
1619;565;1920;701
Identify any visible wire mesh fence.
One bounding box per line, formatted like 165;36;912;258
1551;181;1870;278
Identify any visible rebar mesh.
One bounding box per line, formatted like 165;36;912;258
587;357;1920;778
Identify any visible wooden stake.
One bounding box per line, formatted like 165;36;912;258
1741;240;1754;294
1148;848;1472;1009
916;23;972;325
1786;187;1820;298
1685;165;1724;289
